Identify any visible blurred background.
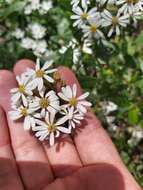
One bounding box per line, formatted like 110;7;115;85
0;0;143;186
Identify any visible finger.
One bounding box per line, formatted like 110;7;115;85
0;68;54;190
0;106;24;189
58;67;123;165
14;60;82;178
13;59;35;75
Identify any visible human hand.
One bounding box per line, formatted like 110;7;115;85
0;60;141;190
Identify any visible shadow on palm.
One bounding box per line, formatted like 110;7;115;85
0;158;125;190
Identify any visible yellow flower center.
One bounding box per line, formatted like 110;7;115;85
39;98;49;108
112;16;118;26
69;97;77;107
20;108;28;117
36;69;44;78
48;124;56;133
90;24;97;33
80;12;88;20
19;85;25;93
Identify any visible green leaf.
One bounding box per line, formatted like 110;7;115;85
128;107;139;125
0;1;26;20
135;79;143;93
78;75;97;89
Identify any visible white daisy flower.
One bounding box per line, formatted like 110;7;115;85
82;18;104;39
117;0;143;14
71;3;98;28
58;84;92;113
27;58;57;91
61;107;84;130
30;90;60;117
33;111;70;146
10;74;33;107
102;10;130;37
9;106;35;130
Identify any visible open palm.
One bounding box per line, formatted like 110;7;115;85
0;60;141;190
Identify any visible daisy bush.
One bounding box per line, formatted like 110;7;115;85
0;0;143;186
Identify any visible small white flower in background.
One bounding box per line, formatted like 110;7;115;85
9;106;35;130
73;48;81;64
128;125;143;145
39;1;53;14
28;0;40;10
82;39;93;54
82;18;104;39
27;58;56;91
61;107;84;130
58;84;92;113
101;101;118;115
33;40;48;56
24;5;33;15
12;28;25;39
33;112;70;146
21;37;35;50
30;90;60;117
9;58;92;146
102;10;130;37
10;75;33;107
28;23;46;39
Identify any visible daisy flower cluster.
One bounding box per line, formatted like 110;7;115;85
71;0;143;39
9;58;92;146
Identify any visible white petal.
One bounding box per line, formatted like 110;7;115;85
50;111;56;124
57;127;71;134
77;104;87;113
24;116;31;130
10;88;19;93
65;85;73;98
80;101;92;107
42;60;53;70
41;108;46;118
77;92;89;100
38;78;44;91
49;132;55;146
58;92;69;101
36;58;40;70
72;84;77;97
39;132;49;141
11;92;21;102
56;115;69;126
22;94;28;107
44;75;54;83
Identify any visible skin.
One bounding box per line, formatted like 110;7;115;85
0;59;141;190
